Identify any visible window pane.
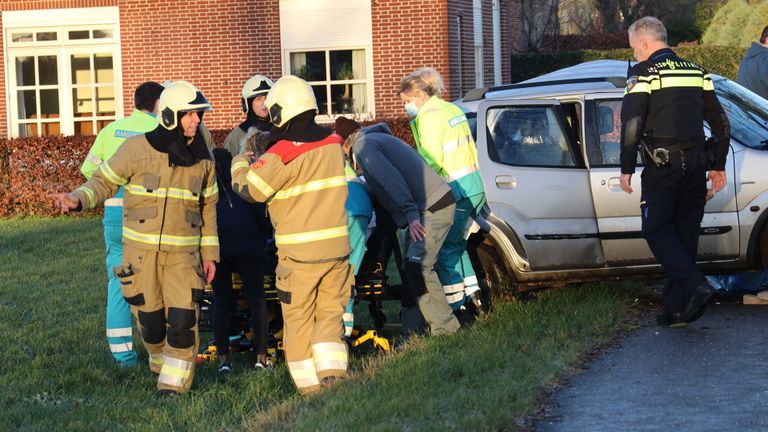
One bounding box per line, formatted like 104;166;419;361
17;90;37;120
71;55;92;84
96;119;112;132
12;33;33;42
39;56;58;85
290;51;326;82
96;86;115;115
311;85;329;115
331;83;367;114
331;49;365;80
40;89;60;119
73;87;94;117
486;107;575;167
18;123;39;138
69;30;90;40
74;121;94;136
94;54;114;83
93;29;113;39
36;32;57;41
41;122;60;135
15;57;35;86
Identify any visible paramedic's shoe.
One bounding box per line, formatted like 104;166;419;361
254;360;273;371
218;362;233;374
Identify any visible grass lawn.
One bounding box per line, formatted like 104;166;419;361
0;217;649;431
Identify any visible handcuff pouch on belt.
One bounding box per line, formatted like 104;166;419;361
640;138;671;168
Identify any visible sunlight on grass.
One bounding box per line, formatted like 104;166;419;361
0;218;644;431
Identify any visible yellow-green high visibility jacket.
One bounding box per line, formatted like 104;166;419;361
72;134;220;262
410;96;485;203
80;110;159;226
230;133;350;262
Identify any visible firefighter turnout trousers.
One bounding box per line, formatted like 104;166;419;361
275;256;353;394
640;146;708;316
115;248;205;393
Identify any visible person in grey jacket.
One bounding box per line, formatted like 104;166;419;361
334;118;460;336
738;25;768;99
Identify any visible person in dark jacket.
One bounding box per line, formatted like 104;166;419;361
212;146;272;373
337;119;460;336
738;25;768;99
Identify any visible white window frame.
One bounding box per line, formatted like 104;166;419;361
3;7;123;137
284;46;374;122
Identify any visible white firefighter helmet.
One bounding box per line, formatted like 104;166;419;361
241;75;274;113
157;80;212;130
265;75;318;128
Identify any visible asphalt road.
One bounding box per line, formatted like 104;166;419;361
535;302;768;432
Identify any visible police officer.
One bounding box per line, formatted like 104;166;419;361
50;81;219;395
80;81;164;367
223;75;274;156
619;17;730;326
231;75;352;395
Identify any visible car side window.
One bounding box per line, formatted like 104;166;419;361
587;99;643;167
486;106;577;168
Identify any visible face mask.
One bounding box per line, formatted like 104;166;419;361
404;101;420;117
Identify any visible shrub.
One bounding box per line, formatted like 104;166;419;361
0;117;415;218
702;0;768;47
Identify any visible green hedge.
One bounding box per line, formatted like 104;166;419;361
508;46;746;86
702;0;768;47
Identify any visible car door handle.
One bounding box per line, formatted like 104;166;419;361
602;177;623;192
496;175;516;189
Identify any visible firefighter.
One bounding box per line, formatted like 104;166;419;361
230;75;352;395
223;75;274;156
619;17;730;326
50;80;219;395
80;81;164;367
399;67;487;315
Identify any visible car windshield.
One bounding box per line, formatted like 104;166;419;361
715;78;768;149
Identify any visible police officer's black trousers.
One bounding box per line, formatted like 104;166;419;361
212;255;268;356
640;146;708;316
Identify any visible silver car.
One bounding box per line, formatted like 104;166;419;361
459;60;768;294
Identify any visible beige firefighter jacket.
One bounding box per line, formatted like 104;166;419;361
72;134;220;262
231;133;350;262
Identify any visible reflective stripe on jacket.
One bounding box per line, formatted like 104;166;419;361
72;134;220;261
80;110;159;226
231;134;350;262
410;96;485;201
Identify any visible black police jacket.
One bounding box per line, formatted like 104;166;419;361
619;48;731;174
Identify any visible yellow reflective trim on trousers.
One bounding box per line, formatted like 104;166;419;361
100;162;128;186
123;227;201;247
273;176;347;200
313;342;348;372
201;236;219;246
660;76;704;88
202;183;218;198
76;186;95;208
150;354;164;366
288;359;320;388
246;170;276;197
160;364;191;379
275;225;348;245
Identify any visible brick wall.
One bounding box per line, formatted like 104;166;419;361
119;0;282;130
371;0;450;117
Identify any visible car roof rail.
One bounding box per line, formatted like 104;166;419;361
462;77;626;102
